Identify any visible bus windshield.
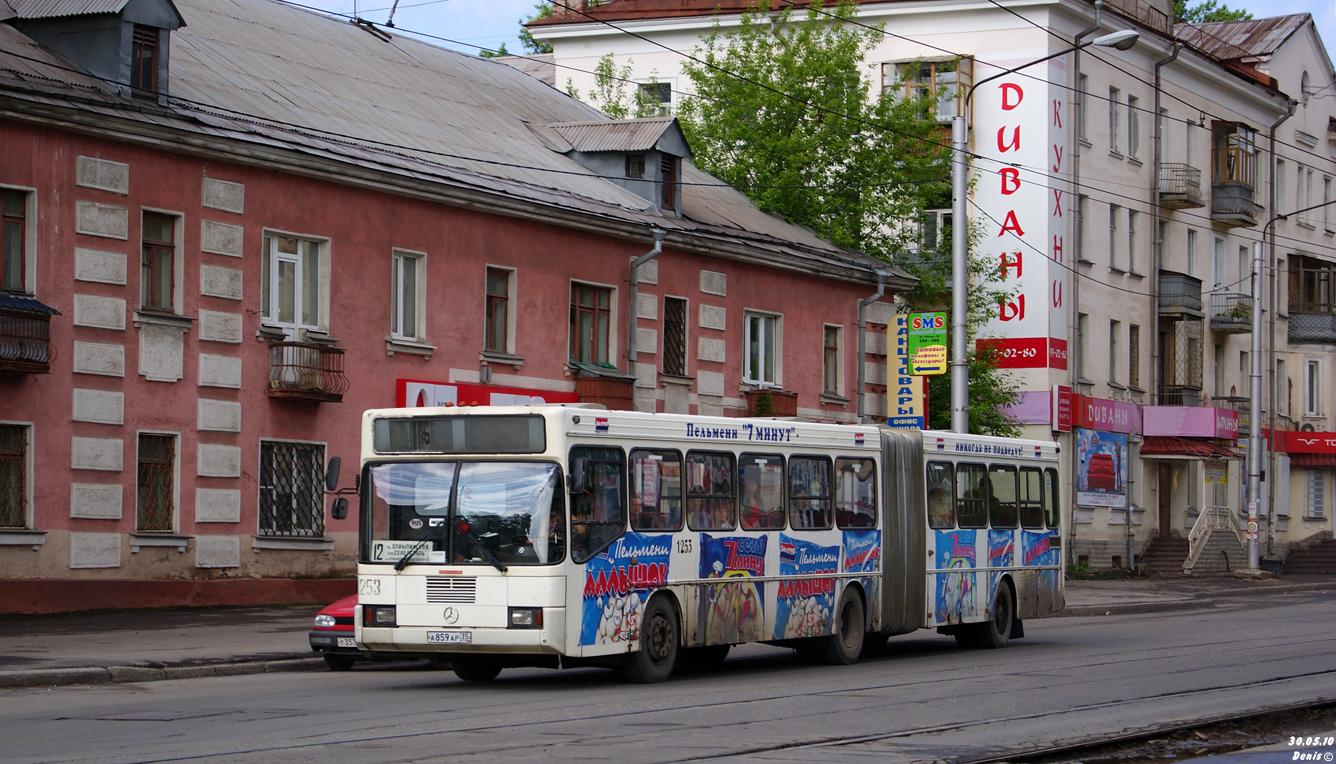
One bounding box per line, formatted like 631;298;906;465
363;461;564;566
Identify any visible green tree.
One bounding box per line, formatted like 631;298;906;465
520;2;554;55
677;0;1020;434
479;42;510;58
566;53;666;119
1173;0;1252;23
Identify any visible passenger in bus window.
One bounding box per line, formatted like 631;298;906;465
928;484;953;528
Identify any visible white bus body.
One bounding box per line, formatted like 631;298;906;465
353;406;1063;682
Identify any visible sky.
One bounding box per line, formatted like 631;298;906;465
289;0;1334;61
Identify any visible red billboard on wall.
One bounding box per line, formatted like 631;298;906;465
396;378;579;408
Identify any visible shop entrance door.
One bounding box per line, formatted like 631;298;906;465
1158;463;1172;535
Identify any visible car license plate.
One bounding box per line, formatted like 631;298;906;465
336;637;357;648
427;631;472;644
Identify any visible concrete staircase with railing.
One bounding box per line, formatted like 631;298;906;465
1143;536;1189;576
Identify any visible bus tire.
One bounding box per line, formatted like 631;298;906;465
980;584;1013;650
621;597;678;684
819;588;865;665
452;656;502;682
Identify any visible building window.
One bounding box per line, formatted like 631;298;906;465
1109;320;1121;386
1127;210;1139;274
1214;343;1226;397
1156;107;1167;164
1077;74;1089;142
660;156;677;211
662;296;687;377
390;251;422;341
259;440;326;538
637;81;672;116
1109;87;1121;154
823;325;841;395
1275;159;1287;212
1291;255;1336;313
1076;195;1088;262
626;154;645;179
485;267;511;354
744;311;781;386
884;58;973;123
1301;168;1315;226
1187;228;1198;277
570;283;612;365
0;424;28;529
2;189;29;293
1213;236;1227;290
1129;324;1140;389
1077;312;1089;380
1212;122;1256;187
262;233;324;331
921;209;951;251
1185;118;1197;165
136;433;175;533
1277;359;1288;415
1109;204;1121;270
1127;94;1139;159
1307;470;1326;519
1239;246;1251;294
1306;359;1321;417
131;25;158;95
140;212;178;312
1324;177;1333;233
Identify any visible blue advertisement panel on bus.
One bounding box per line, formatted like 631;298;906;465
773;534;838;639
697;534;766;645
579;532;672;646
935;530;978;623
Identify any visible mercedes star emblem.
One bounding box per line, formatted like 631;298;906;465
443;607;459;624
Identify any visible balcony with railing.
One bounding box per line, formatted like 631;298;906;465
1212;395;1250;413
1157;385;1203;406
1158;270;1204;321
1289;311;1336;345
268;341;348;402
1211;135;1261;227
0;296;58;375
1209;291;1253;334
1157;163;1204;209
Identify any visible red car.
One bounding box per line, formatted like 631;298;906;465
309;595;445;671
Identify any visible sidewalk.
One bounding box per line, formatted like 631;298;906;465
0;575;1331;689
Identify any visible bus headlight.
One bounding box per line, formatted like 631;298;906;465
508;607;543;629
364;605;396;627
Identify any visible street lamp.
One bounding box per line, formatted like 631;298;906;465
949;29;1139;433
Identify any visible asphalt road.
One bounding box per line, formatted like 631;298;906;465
5;591;1334;764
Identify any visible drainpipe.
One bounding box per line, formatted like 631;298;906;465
627;228;665;408
1141;42;1180;572
1264;102;1295;561
858;270;889;423
1069;1;1102;569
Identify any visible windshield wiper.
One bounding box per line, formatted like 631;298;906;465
393;537;430;571
456;525;508;573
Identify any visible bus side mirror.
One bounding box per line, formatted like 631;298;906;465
331;497;348;521
325;457;341;491
568;458;587;494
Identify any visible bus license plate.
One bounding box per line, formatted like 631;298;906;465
427;631;472;644
336;637;357;648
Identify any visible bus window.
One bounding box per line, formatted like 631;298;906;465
1044;467;1060;528
569;446;626;563
740;453;785;531
835;458;876;529
925;461;954;529
630;449;683;531
686;451;736;531
1019;468;1044;528
988;465;1018;528
788;456;832;530
956;463;987;528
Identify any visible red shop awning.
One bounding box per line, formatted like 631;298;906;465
1141;436;1241;459
1289;453;1336;468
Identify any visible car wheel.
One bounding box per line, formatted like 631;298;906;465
817;588;865;665
322;653;356;672
452;657;502;682
620;597;678;684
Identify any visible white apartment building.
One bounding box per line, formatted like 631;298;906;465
530;0;1336;572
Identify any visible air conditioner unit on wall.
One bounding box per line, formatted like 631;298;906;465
1300;422;1317;432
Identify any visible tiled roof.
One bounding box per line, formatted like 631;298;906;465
0;293;59;315
547;118;687;154
1141;436;1240;459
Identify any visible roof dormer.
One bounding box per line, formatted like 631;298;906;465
539;117;692;215
3;0;185;102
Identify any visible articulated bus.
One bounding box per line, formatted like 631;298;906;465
349;405;1064;683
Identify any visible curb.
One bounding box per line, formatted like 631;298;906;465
0;656;324;689
1059;581;1335;617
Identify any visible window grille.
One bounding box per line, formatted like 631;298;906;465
136;434;175;532
259;441;325;537
0;424;26;529
662;297;686;376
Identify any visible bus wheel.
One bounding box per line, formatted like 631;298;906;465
819;589;865;665
981;585;1013;649
621;597;678;683
452;657;502;682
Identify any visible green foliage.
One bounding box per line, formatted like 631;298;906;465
520;2;554;55
566;53;665;119
1173;0;1252;23
1067;556;1092;579
479;42;510;58
676;0;1020;435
